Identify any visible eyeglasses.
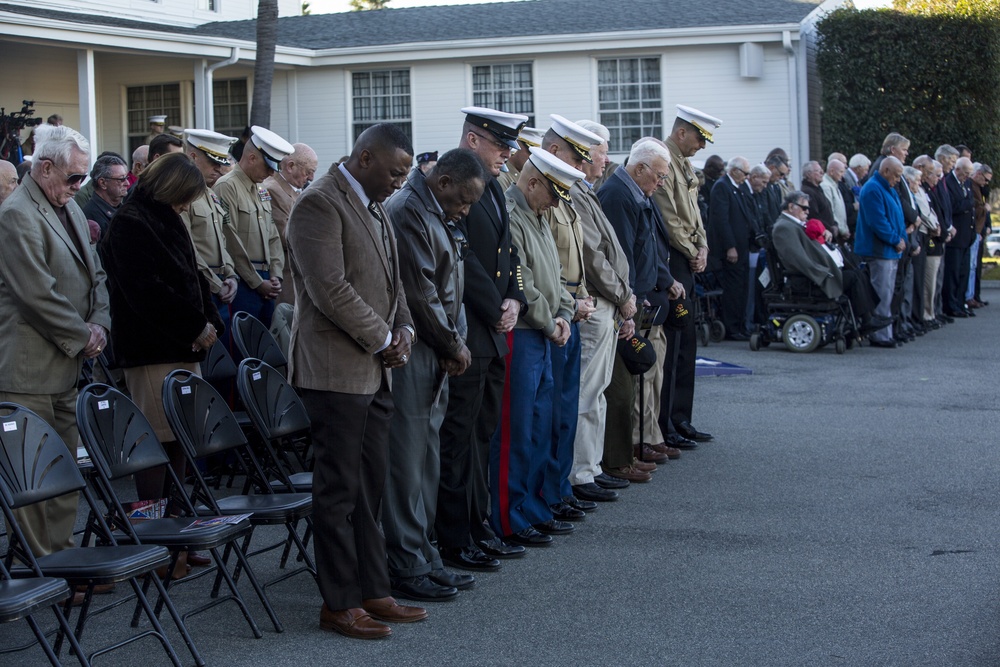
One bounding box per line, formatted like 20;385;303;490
103;176;129;183
469;130;510;153
639;162;669;184
45;159;87;186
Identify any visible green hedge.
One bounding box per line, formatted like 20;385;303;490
817;8;1000;168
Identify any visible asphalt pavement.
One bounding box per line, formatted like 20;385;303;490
4;286;999;666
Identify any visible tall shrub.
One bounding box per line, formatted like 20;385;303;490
817;8;1000;167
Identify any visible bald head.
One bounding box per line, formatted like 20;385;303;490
0;161;18;204
281;143;318;189
880;156;904;187
132;145;149;176
955;156;975;181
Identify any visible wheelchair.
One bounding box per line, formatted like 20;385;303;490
750;240;860;354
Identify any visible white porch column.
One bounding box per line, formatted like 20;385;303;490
76;49;97;161
194;59;209;129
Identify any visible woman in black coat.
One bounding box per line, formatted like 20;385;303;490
100;152;223;510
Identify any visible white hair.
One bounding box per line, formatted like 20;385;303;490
32;124;89;167
848;153;871;169
726;156;750;174
574;120;610;144
903;166;922;184
628;139;671;167
749;163;770;178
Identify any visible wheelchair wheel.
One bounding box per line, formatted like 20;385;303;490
698;322;710;347
781;314;821;353
709;319;726;343
835;337;846;354
749;332;761;351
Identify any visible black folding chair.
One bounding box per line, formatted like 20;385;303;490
0;556;89;667
231;311;287;373
236;358;313;491
200;338;251;490
0;403;192;667
161;370;316;632
76;383;267;641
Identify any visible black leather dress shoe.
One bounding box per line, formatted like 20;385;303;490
429;569;475;590
439;546;501;572
665;433;698;450
563;494;598;512
948;309;969;318
674;421;713;442
939;314;954;324
966;307;976;317
868;339;897;349
391;575;458;602
506;527;552;547
726;332;750;342
549;501;585;521
533;519;575;535
572;483;618;502
477;537;525;559
594;472;629;489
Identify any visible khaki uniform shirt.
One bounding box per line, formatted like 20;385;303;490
213;162;284;290
496;162;521;193
544;194;588;299
571;181;632;308
652;136;707;261
181;187;237;294
505;184;574;336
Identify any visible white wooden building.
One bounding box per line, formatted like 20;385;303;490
0;0;842;171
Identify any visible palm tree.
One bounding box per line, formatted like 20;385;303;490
250;0;278;127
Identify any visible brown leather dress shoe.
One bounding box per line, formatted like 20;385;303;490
631;457;657;473
632;443;667;464
601;464;651;483
320;605;392;639
649;442;681;459
363;597;428;623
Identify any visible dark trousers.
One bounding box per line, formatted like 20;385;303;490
943;245;971;314
541;323;580;506
974;234;986;301
436;355;504;548
660;250;697;432
890;253;910;324
842;267;877;319
718;256;749;336
231;269;275;330
602;351;635;469
300;381;392;611
910;249;926;324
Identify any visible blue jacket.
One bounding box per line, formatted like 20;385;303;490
855;170;905;259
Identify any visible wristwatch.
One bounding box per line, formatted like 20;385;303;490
400;324;416;344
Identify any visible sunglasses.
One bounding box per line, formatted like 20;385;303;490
45;159;87;186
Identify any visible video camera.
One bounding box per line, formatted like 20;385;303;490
1;101;44;131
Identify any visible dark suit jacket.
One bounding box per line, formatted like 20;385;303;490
286;165;411;395
838;179;857;235
801;181;836;234
946;172;975;248
645;204;677;323
457;178;525;359
597;168;656;303
708;176;755;259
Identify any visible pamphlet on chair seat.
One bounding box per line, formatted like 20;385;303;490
181;513;253;532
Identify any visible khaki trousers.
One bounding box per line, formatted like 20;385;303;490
632;324;666;445
571;298;617;485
